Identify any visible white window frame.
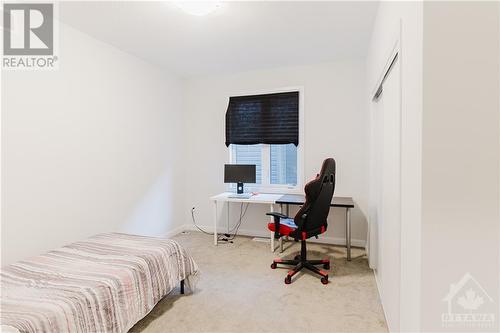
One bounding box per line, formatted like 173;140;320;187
227;86;305;194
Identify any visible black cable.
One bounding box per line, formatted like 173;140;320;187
191;206;236;242
191;207;213;235
225;202;250;241
227;203;243;233
191;203;249;242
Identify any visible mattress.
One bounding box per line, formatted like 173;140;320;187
0;233;199;333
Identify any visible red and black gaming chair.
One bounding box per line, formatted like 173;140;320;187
267;158;336;285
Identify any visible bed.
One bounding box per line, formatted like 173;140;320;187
0;233;199;333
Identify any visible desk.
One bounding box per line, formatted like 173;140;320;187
276;195;355;261
210;192;355;260
210;193;283;251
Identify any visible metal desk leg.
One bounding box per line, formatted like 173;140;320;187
279;204;284;252
270;231;274;252
213;200;218;246
285;204;290;242
270;204;274;252
346;207;351;261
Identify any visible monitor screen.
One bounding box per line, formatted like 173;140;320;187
224;164;256;184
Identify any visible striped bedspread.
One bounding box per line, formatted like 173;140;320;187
0;233;199;333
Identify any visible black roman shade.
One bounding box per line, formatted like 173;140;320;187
225;91;299;147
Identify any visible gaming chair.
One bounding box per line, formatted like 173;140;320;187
267;158;336;285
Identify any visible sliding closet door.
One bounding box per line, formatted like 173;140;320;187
369;91;384;269
374;55;402;332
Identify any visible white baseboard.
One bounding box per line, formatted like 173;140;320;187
373;270;390;331
179;224;366;248
161;224;189;239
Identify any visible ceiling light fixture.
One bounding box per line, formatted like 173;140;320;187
173;1;222;16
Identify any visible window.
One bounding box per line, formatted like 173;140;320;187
233;144;262;184
231;143;298;188
226;89;302;190
270;144;297;185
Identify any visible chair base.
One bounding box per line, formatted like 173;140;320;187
270;240;330;285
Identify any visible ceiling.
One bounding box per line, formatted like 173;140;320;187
59;1;379;78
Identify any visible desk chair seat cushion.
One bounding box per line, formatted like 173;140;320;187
268;221;327;240
267;218;297;236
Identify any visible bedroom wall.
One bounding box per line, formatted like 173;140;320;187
421;2;500;330
366;2;500;331
365;1;423;331
1;23;185;265
182;60;369;247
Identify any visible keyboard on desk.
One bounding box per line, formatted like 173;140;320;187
227;193;253;199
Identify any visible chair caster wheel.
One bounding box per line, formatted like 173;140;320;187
323;263;330;270
270;262;277;269
321;276;329;285
284;276;292;284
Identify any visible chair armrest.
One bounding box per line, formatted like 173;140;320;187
266;212;290;239
266;212;289;219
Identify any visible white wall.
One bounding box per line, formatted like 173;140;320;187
368;2;500;332
366;1;423;331
1;23;185;265
183;61;369;247
421;2;499;331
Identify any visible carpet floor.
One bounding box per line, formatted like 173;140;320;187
130;231;387;333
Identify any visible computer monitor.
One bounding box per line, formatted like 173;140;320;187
224;164;256;194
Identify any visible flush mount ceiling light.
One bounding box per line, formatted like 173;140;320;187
173;1;222;16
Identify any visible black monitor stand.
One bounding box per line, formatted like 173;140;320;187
237;182;244;194
228;182;252;199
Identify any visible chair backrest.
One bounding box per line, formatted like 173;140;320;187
294;158;336;234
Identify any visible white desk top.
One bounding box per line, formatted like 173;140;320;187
210;192;283;204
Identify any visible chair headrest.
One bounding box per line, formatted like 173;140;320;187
319;158;336;179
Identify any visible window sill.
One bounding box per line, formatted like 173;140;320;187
227;185;303;195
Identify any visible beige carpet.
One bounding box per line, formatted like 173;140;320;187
130;231;387;333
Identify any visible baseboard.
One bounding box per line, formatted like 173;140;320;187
373;270;391;331
180;224;366;248
161;224;189;239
